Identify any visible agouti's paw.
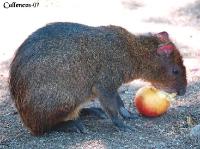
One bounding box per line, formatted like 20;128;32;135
54;119;87;134
80;107;107;119
72;119;87;133
119;107;139;120
111;117;135;132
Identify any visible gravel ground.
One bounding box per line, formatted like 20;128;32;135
0;0;200;148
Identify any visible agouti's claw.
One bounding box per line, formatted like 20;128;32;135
111;117;135;132
119;107;139;120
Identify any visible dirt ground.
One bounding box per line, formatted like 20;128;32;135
0;0;200;148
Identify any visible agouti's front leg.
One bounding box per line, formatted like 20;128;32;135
94;86;133;131
116;95;139;120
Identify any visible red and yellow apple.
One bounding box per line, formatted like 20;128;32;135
134;86;176;117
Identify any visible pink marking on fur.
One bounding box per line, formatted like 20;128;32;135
157;44;174;55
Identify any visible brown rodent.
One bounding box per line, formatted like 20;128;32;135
9;22;187;135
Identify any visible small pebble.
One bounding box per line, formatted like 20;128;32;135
190;124;200;138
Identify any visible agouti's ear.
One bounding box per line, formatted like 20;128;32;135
156;31;169;42
157;44;174;56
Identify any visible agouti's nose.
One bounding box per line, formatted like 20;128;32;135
177;88;186;96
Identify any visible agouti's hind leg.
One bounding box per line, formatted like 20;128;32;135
80;107;107;119
53;119;87;133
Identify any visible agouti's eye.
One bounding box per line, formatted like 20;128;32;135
172;68;179;75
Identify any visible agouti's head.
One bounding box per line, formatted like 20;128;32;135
141;31;187;96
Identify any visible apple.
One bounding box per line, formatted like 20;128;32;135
134;86;176;117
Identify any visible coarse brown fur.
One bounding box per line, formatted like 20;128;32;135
9;22;187;135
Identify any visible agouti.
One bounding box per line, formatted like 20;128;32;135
9;22;187;135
